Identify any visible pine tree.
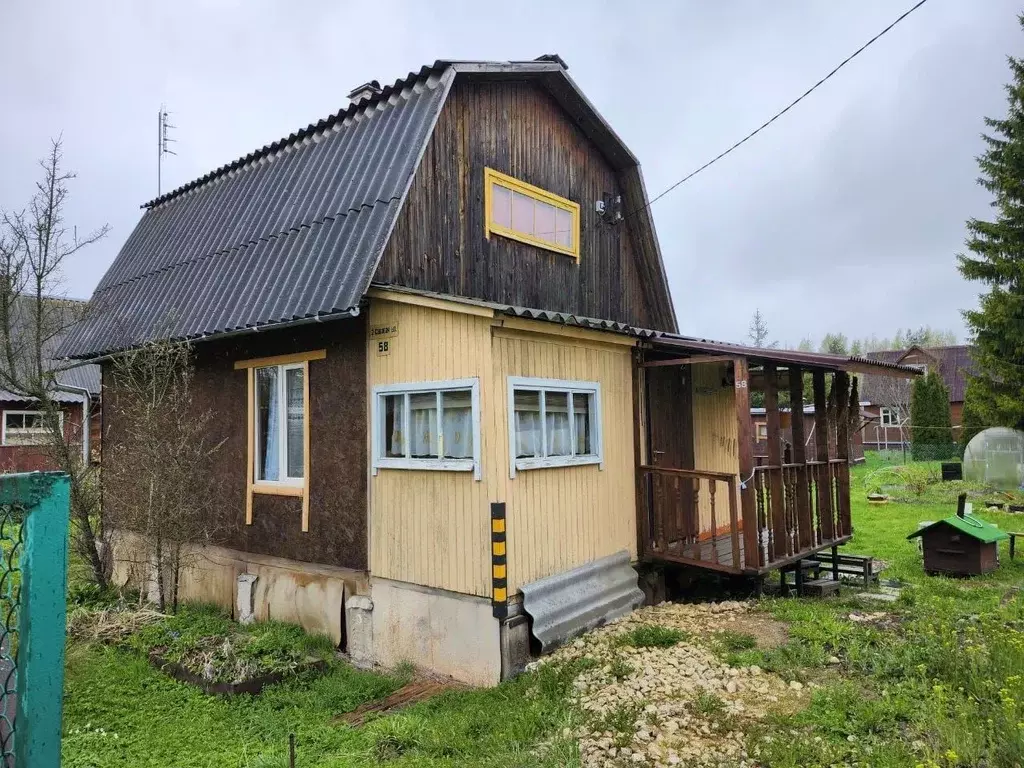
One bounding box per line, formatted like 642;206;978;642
958;18;1024;442
910;371;953;460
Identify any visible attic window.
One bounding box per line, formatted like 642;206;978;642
484;168;580;260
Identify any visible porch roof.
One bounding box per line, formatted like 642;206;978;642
645;336;923;378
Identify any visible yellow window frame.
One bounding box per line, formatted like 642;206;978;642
484;167;580;260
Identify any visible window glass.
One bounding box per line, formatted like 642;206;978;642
573;393;593;455
409;392;439;458
491;185;512;229
285;367;304;478
384;394;405;457
555;208;572;247
534;200;556;243
511;191;534;235
256;366;279;481
442;389;473;459
513;390;541;458
545;391;571;456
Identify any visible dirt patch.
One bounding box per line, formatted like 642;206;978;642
709;614;789;650
335;680;458;726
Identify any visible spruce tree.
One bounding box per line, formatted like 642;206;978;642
910;371;953;460
958;18;1024;443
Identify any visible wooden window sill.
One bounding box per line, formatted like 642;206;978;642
252;482;305;497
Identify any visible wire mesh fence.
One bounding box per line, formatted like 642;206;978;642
0;504;22;764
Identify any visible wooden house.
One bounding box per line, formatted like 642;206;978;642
907;512;1007;576
749;404;866;466
62;56;918;685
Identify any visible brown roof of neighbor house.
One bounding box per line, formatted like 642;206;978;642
862;345;976;402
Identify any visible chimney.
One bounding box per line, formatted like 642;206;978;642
956;493;967;518
347;80;382;104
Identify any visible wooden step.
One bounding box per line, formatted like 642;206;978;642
802;578;841;598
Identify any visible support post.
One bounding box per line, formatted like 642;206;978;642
813;371;834;541
734;358;759;569
764;362;787;559
789;366;813;550
835;372;852;537
632;351;648;560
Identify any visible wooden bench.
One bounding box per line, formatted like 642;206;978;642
809;551;879;587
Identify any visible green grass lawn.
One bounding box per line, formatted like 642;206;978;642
61;454;1024;767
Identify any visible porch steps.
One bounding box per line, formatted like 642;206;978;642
801;578;841;598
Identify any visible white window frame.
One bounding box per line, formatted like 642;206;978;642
755;422;768;441
254;362;305;487
880;407;901;427
1;409;61;447
371;378;482;480
507;376;603;478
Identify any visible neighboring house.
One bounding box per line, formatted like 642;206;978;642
0;298;101;473
61;56;917;685
750;404;866;464
860;345;975;451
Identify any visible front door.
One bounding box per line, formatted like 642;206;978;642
645;366;695;547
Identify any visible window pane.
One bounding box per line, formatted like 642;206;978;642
573;393;593;455
513;390;541;458
384;394;405;457
442;390;473;459
555;208;572;248
4;413;20;430
534;201;556;244
256;367;280;481
511;191;534;235
409;392;438;458
285;367;304;478
491;184;512;229
545;391;571;456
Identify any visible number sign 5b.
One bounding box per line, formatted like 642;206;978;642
369;323;398;357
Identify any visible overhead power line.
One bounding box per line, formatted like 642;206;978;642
630;0;932;220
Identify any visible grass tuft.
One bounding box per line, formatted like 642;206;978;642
613;624;688;649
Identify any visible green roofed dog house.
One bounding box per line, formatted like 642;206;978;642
907;505;1008;576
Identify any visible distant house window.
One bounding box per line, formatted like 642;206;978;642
2;410;59;446
255;363;306;484
485;167;580;260
372;379;481;479
756;422;768;441
880;407;901;426
507;377;602;477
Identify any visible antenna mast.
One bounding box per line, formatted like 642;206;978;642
157;105;177;196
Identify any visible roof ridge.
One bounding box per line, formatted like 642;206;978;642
143;64;445;211
95;198;399;297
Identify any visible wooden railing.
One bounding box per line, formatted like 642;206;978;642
751;459;851;568
639;465;741;573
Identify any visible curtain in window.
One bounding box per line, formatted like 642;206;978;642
258;367;280;481
409;393;438;458
442;390;473;459
545;392;571;456
513;390;541;458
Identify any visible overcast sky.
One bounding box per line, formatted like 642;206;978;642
1;0;1018;348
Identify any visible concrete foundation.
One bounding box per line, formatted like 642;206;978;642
111;532;368;645
370;577;501;686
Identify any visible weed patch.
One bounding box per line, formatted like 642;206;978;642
613;624;688;649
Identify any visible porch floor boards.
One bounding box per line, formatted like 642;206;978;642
647;533;852;576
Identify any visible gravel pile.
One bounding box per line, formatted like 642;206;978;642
532;601;808;767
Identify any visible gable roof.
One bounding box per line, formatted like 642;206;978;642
861;345;976;403
906;514;1008;544
61;57;676;359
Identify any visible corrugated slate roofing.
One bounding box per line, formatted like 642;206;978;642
861;345;976;402
61;66;455;358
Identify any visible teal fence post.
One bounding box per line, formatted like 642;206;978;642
4;472;70;768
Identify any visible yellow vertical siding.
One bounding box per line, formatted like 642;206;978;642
367;299;495;597
492;330;637;592
691;364;740;532
368;294;639;598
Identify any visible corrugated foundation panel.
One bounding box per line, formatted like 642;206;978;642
367;299;494;597
492;330;636;593
691;364;740;533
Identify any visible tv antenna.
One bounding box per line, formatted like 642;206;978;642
157;105;177;196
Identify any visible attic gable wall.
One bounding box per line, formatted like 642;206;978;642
373;78;665;328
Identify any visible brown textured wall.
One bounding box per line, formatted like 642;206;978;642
102;317;368;570
374;79;664;329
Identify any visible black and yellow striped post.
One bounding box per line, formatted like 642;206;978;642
491;502;507;619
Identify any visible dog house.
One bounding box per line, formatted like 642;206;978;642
907;508;1007;576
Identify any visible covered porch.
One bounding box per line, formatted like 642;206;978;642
633;339;916;576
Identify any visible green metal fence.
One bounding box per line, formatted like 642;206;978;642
0;472;70;767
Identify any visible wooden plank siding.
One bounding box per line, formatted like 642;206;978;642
367;294;639;598
690;364;741;534
373;79;664;330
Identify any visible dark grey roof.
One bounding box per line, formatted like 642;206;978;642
861;346;976;403
62;66;455;358
62;57;678;358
